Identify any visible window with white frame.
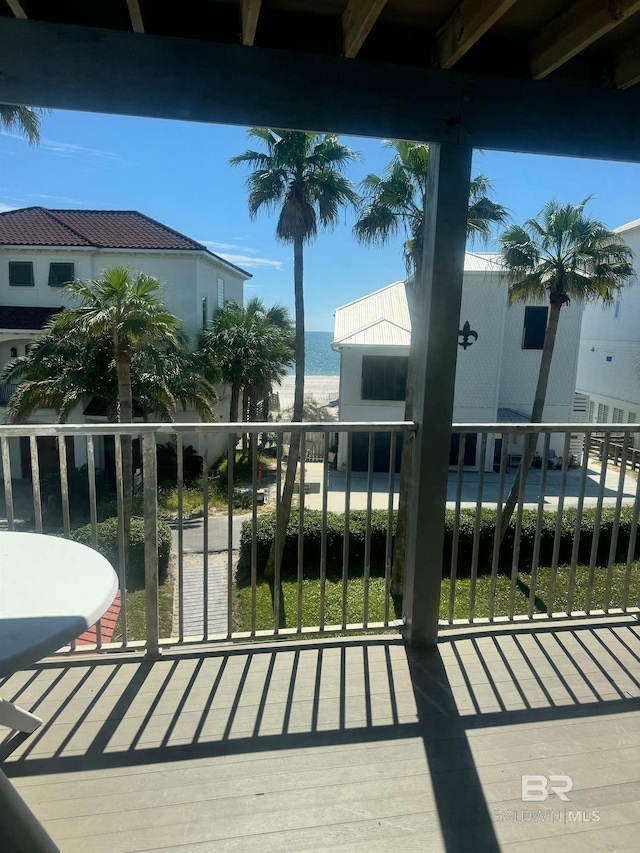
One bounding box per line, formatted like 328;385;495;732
48;262;74;287
597;403;609;423
217;277;225;309
9;261;34;286
588;401;595;422
628;412;637;424
613;407;624;423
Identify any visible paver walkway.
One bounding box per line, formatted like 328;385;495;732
175;552;235;638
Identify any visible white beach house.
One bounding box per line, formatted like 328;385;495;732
576;217;640;432
0;207;250;474
333;252;585;471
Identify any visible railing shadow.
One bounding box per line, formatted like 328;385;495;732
3;621;640;850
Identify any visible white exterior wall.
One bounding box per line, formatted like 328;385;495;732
577;223;640;424
499;299;582;421
0;247;247;345
0;244;247;476
336;269;583;470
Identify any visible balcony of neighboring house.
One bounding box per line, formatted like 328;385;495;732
1;419;640;851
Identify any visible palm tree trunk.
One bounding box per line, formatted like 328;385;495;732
499;299;563;540
266;234;304;577
229;384;240;424
114;341;133;567
242;386;249;458
248;384;258;457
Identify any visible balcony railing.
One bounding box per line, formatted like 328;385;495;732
0;421;638;658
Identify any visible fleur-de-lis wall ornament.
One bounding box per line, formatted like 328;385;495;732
458;321;478;350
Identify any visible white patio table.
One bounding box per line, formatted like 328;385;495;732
0;531;118;734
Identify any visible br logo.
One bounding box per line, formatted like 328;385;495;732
521;775;573;802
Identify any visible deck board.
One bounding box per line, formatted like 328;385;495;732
3;620;640;851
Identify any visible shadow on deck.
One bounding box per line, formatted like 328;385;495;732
2;618;640;851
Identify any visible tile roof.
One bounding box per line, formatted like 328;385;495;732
0;305;63;330
0;207;206;250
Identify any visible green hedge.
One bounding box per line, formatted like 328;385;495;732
71;516;172;590
239;507;640;580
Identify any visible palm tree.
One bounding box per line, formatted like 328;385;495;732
498;198;635;537
230;129;359;574
0;105;44;143
244;301;295;423
354;140;508;590
0;327;115;423
200;297;294;420
58;267;181;541
200;297;294;460
1;328;218;425
354;141;508;272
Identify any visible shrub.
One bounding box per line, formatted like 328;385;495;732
239;506;640;581
70;516;172;590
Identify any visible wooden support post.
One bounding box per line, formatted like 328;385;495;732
402;142;472;648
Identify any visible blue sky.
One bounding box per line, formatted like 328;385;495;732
1;109;640;331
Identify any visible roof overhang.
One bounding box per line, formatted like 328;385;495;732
1;16;640;164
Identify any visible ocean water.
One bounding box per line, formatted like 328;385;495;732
285;330;340;376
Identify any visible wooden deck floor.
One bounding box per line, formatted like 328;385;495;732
3;618;640;852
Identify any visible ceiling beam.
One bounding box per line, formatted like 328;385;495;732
342;0;388;59
6;0;27;19
436;0;518;69
615;37;640;88
531;0;640;80
240;0;262;47
2;18;640;163
125;0;144;34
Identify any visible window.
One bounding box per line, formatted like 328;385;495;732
606;355;613;362
48;262;74;287
522;306;548;349
9;261;34;287
614;299;621;319
217;277;225;309
613;407;624;424
588;401;595;422
9;347;17;358
361;356;408;401
202;296;208;329
597;403;609;423
629;413;637;424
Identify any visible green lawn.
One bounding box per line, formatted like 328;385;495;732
111;580;174;643
233;563;640;632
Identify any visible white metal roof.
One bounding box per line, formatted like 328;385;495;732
333;253;503;348
464;251;504;272
615;217;640;234
333;281;410;348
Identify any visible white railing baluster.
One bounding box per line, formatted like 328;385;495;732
142;433;159;658
1;436;15;531
0;419;636;651
383;431;396;628
448;432;466;624
529;432;551;619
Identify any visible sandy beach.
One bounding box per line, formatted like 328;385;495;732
274;375;340;411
